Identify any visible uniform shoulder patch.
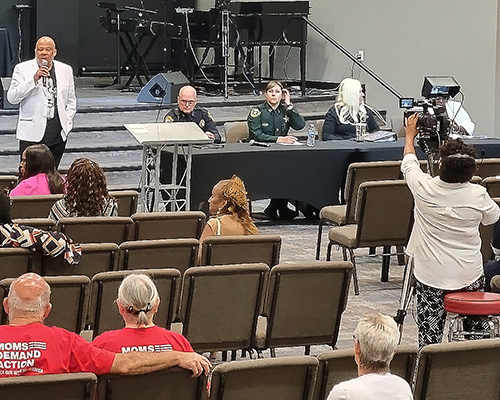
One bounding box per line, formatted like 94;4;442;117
250;108;261;118
206;110;215;121
165;115;174;123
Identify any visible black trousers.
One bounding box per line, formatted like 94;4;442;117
19;140;67;169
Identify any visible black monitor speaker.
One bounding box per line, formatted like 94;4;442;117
137;72;189;104
0;78;18;110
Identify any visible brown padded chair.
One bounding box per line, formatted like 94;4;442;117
224;121;249;143
13;217;56;231
479;197;500;263
179;263;269;354
56;216;134;244
89;269;181;338
209;356;318;400
97;367;205;400
475;158;500;179
10;194;63;219
109;190;139;217
414;339;500;400
326;180;413;295
41;242;119;278
255;262;353;357
481;176;500;197
0;247;41;280
0;372;97;400
118;239;198;275
313;345;417;400
314;120;324;141
199;235;281;267
131;211;206;240
0;275;90;333
0;175;18;190
316;161;402;260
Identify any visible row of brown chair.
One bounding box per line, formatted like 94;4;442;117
8;190;139;219
8;337;499;400
0;261;353;356
0;234;282;280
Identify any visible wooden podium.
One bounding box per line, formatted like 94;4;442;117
125;122;211;212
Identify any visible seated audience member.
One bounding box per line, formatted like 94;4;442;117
247;80;305;219
10;143;64;196
49;157;118;222
322;78;379;141
0;273;210;378
93;273;193;353
199;175;257;242
434;95;475;136
164;85;221;143
326;313;413;400
484;220;500;291
0;186;81;264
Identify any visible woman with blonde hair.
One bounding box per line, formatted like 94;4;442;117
322;78;379;140
199;175;257;242
49;157;118;222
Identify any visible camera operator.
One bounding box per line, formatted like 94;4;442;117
402;114;500;349
434;96;475;136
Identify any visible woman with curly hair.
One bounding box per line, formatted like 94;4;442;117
199;175;257;243
10;144;64;196
48;158;118;222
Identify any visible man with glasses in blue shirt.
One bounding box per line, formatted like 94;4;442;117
164;85;221;143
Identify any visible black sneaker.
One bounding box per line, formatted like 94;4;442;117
279;208;298;220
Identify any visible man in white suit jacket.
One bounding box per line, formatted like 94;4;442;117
7;36;76;168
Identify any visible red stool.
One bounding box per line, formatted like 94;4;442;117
444;292;500;341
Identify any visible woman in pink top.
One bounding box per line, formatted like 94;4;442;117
10;144;64;196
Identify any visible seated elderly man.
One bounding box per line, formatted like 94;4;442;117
327;313;413;400
0;273;211;377
164;85;221;143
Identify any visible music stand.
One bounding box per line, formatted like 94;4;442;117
125;122;211;212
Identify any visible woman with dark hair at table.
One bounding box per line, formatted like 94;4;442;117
247;80;305;219
10;143;64;196
49;157;118;223
322;78;379;141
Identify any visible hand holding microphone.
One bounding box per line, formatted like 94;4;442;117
35;60;49;85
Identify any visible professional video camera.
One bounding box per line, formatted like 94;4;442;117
399;76;460;156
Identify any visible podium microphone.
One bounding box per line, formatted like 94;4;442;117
249;139;271;148
41;60;48;87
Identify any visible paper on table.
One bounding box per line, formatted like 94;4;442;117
278;141;305;146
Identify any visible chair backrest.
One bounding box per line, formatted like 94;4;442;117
42;243;119;278
90;268;181;337
0;175;18;190
13;217;56;231
56;217;134;244
0;275;90;333
210;356;318;400
131;211;206;241
261;261;352;351
414;339;500;400
0;372;97;400
475;158;500;179
355;180;413;248
118;239;198;275
0;247;41;280
343;161;402;224
199;235;281;267
314;120;325;141
179;263;269;353
109;190;139;217
10;194;64;219
224;121;249;143
314;344;417;400
480;197;500;263
481;176;500;197
97;367;204;400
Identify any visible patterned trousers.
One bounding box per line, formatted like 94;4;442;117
415;276;485;350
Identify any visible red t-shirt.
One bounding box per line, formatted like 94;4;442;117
92;326;194;353
0;323;115;377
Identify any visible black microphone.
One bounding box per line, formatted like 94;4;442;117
41;60;48;87
249;139;271;148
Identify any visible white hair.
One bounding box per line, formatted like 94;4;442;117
335;78;368;125
7;281;50;321
354;313;399;373
118;274;159;326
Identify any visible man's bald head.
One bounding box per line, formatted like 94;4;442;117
35;36;57;68
177;85;197;114
5;273;51;323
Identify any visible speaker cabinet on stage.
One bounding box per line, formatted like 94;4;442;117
0;78;18;110
137;72;189;104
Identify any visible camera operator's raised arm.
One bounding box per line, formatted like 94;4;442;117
404;114;419;156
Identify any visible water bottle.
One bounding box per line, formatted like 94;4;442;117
307;123;316;147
